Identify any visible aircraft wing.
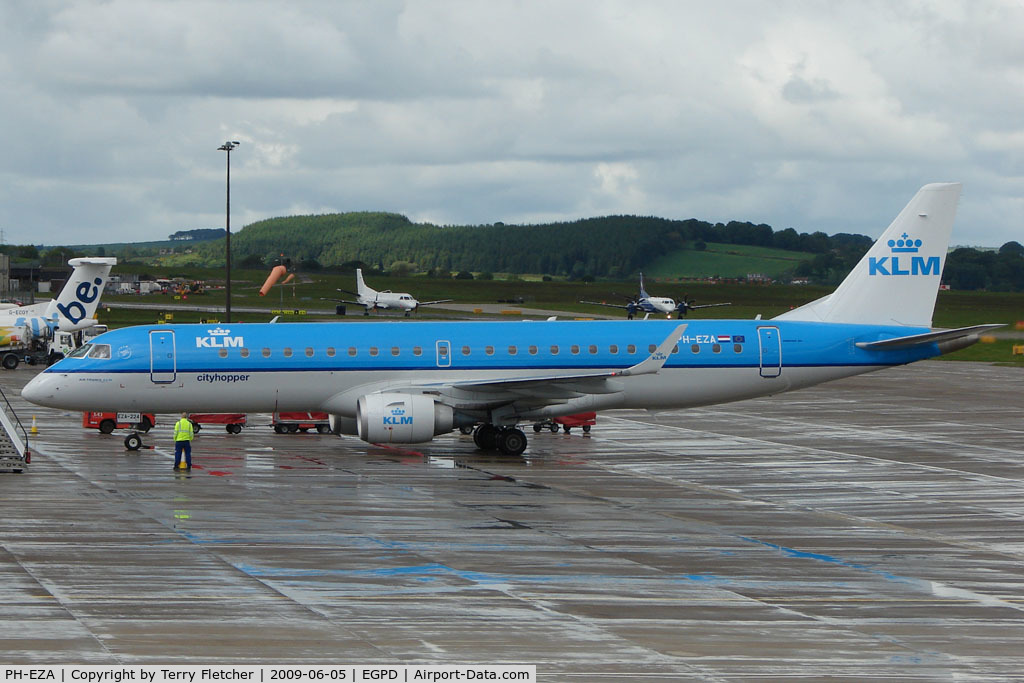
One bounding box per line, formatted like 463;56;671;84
320;297;366;308
579;300;631;310
404;324;687;410
689;302;732;309
855;324;1004;350
417;299;455;307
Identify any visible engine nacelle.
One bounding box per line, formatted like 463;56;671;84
357;393;454;444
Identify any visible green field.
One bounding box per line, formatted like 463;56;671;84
644;242;815;279
98;267;1024;366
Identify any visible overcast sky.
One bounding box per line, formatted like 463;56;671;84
0;1;1021;249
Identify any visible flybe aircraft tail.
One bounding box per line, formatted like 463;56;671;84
45;257;117;331
775;183;961;327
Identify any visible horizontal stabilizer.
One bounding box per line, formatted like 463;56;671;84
856;324;1004;350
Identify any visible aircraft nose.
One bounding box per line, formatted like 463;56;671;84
21;372;58;407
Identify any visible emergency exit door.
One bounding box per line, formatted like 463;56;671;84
150;330;176;383
757;326;781;378
435;340;451;367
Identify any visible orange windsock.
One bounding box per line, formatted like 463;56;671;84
259;265;288;296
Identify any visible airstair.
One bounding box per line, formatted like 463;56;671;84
0;385;29;473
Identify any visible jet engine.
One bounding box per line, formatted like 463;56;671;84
356;393;454;444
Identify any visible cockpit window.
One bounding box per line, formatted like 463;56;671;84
68;344;92;358
87;344;112;359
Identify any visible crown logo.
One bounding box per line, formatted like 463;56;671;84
888;232;922;253
208;327;231;336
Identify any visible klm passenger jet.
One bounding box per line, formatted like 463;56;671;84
23;184;1000;455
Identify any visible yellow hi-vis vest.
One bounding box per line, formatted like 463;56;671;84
174;418;194;442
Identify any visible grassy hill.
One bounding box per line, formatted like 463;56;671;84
644;242;815;280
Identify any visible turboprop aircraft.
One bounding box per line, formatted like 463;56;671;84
580;272;730;319
328;268;453;316
0;257;116;340
23;184;1001;456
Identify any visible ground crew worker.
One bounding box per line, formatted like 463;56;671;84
173;412;195;470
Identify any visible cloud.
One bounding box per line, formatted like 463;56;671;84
0;0;1020;248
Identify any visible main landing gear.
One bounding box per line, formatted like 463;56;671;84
472;423;528;456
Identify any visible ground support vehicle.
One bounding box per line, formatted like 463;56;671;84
1;329;77;370
83;411;155;434
532;411;596;434
188;413;246;434
272;412;332;434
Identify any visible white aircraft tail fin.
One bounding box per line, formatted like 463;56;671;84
46;257;117;331
355;268;374;297
774;183;961;327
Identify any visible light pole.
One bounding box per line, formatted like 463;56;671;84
218;140;240;323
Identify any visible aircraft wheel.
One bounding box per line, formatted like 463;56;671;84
124;433;142;451
532;423;542;433
473;424;498;450
191;421;201;432
549;423;559;433
99;419;116;434
497;428;528;456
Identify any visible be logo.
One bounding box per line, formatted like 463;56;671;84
868;233;940;276
56;278;102;325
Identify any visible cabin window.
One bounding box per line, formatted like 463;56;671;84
305;347;314;357
347;347;356;356
691;344;700;354
712;344;721;354
413;346;423;356
649;344;657;353
391;346;400;356
240;348;250;358
461;345;471;356
218;349;228;358
609;344;618;354
627;344;636;354
369;347;379;357
587;345;596;354
550;345;559;355
485;346;494;356
261;348;271;358
326;347;336;357
508;345;518;355
571;344;580;355
734;344;743;354
529;345;538;355
283;347;293;358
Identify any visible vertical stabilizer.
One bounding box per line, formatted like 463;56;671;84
46;258;117;331
774;183;961;327
355;268;373;297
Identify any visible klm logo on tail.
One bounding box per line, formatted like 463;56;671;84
868;233;940;276
56;277;103;325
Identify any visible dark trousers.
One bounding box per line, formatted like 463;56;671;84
174;440;192;468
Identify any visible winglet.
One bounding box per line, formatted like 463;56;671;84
616;324;687;377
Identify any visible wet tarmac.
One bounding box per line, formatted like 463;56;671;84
1;361;1023;679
